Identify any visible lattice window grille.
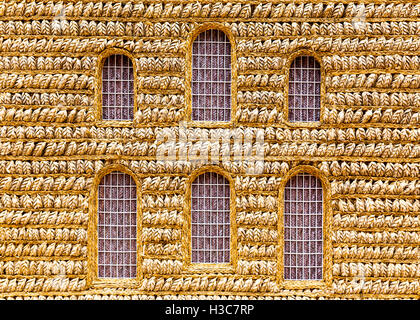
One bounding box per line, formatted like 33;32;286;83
192;29;232;122
102;54;134;121
288;56;321;122
284;173;323;280
191;172;231;263
98;171;137;278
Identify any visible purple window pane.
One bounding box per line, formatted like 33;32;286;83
191;172;230;263
192;29;231;122
102;54;134;121
288;56;321;122
284;173;323;280
98;171;137;278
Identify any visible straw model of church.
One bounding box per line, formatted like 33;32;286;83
0;0;419;299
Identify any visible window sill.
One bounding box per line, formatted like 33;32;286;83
95;120;134;127
278;279;327;290
183;263;235;275
89;278;140;289
185;120;234;129
285;121;322;128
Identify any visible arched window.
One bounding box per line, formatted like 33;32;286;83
98;171;137;278
284;173;323;280
288;56;321;122
191;172;230;263
191;29;231;122
102;54;134;121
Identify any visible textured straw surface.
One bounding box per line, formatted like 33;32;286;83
0;0;419;300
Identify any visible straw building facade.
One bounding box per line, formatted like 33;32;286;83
0;0;419;299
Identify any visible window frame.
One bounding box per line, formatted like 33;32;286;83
185;24;237;128
277;165;332;289
96;48;138;126
182;166;237;274
87;164;143;288
284;50;325;128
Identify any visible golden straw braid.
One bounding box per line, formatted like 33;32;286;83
0;2;419;20
0;0;419;300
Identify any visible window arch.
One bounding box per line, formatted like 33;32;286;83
101;54;134;121
97;171;137;278
283;172;323;280
288;56;321;122
191;171;231;263
191;29;232;122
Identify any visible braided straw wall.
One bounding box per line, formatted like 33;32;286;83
0;0;419;300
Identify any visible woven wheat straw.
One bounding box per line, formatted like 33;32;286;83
0;0;418;300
